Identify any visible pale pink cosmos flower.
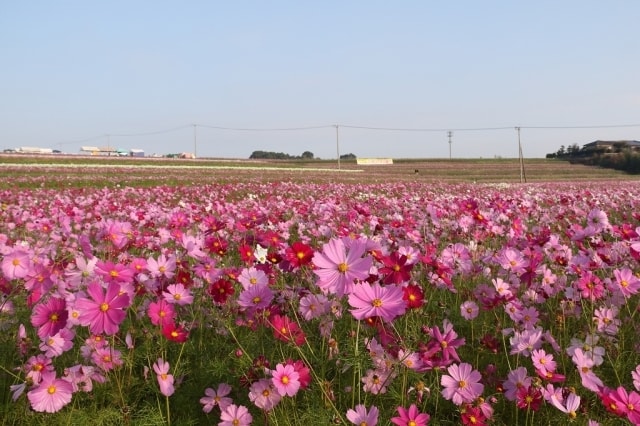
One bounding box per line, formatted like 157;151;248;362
440;362;484;405
75;281;130;335
298;293;330;320
238;267;268;290
531;348;556;376
312;237;373;297
460;300;479;320
153;358;175;397
503;366;531;401
1;247;32;279
348;281;406;322
200;382;233;413
248;378;281;411
566;334;605;366
632;365;640;392
346;404;379;426
550;392;581;418
613;267;640;298
163;283;193;306
27;371;74;413
218;404;253;426
593;306;620;335
271;363;301;397
39;328;75;358
571;349;604;392
147;254;176;279
362;368;394;395
237;284;273;316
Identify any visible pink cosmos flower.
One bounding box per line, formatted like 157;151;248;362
153;358;175;396
237;284;273;316
632;365;640;392
346;404;379;426
248;378;281;411
1;248;32;279
200;382;233;413
24;354;54;384
271;363;301;397
163;283;194;306
238;267;268;289
298;293;330;320
219;404;253;426
313;237;373;297
531;349;556;376
27;371;74;413
440;363;484;405
460;300;479;320
503;367;531;401
147;298;176;326
94;260;134;284
31;297;68;339
391;403;431;425
348;282;406;322
362;368;394;395
75;281;130;335
147;254;176;279
39;328;75;358
572;348;604;392
613;267;640;297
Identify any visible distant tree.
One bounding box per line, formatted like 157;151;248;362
301;151;314;159
340;153;357;160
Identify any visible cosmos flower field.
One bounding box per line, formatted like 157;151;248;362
1;165;640;425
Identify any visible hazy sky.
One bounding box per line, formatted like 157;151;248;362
2;1;639;159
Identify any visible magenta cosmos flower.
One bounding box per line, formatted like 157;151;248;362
348;282;406;322
312;238;373;297
75;281;130;335
27;371;74;413
440;362;484;405
31;297;68;339
391;403;431;426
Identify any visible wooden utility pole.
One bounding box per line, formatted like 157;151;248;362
448;131;453;160
516;127;526;183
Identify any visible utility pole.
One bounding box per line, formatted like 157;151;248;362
447;131;453;160
192;124;198;158
516;127;526;183
335;124;340;170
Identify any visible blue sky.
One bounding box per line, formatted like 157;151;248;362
1;1;639;159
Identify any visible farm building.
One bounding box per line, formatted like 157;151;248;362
582;140;640;152
17;147;53;154
130;149;144;157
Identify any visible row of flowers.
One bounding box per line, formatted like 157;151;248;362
1;179;640;424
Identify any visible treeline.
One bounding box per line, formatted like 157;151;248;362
547;143;640;174
249;151;315;160
249;151;358;160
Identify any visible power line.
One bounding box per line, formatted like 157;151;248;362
196;124;333;131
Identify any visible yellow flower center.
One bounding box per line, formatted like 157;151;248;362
458;380;466;388
281;376;289;384
47;385;56;394
372;298;383;308
252;296;261;304
50;313;58;322
12;258;20;266
100;303;109;312
337;262;348;273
